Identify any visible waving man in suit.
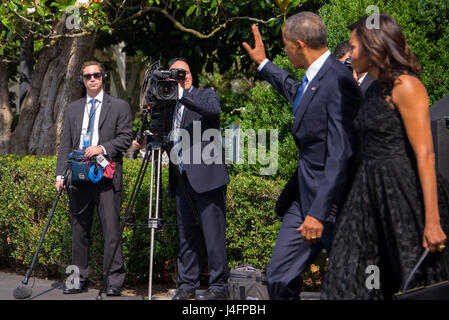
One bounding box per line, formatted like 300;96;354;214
243;12;361;300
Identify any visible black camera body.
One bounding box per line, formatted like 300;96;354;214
147;68;186;101
140;62;186;139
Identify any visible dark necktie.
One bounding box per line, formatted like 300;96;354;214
173;102;184;173
85;99;97;147
292;75;309;118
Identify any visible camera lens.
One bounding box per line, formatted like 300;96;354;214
157;81;177;100
160;84;174;97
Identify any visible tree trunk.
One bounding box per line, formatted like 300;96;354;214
0;60;13;154
10;25;96;155
19;38;34;112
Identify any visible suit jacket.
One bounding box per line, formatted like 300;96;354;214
168;86;229;196
359;73;374;98
261;55;361;223
56;92;133;192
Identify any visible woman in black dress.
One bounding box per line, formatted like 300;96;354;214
321;14;449;299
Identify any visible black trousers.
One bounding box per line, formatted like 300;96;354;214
69;180;125;289
266;198;333;300
175;173;229;293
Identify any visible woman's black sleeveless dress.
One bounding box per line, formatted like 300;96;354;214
321;75;449;300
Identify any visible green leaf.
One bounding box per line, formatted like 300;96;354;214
6;28;14;41
1;17;11;29
8;2;18;12
36;6;45;17
101;25;113;35
186;5;196;17
196;5;202;16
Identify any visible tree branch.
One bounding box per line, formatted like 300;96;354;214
112;6;279;39
49;31;92;40
0;31;95;63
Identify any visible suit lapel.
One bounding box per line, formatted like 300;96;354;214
180;87;195;128
73;98;86;147
292;82;320;133
292;56;333;133
98;92;109;129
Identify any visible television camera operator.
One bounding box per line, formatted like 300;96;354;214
133;58;230;300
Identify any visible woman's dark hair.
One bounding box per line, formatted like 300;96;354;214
348;14;421;89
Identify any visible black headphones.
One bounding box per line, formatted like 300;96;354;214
78;62;108;85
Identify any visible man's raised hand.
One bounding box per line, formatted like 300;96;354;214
242;24;267;65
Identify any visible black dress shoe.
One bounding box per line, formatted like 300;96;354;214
106;287;122;296
62;282;88;294
195;289;227;300
172;288;195;300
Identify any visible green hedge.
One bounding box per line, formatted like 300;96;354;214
0;155;320;288
227;54;302;181
320;0;449;105
0;155;326;289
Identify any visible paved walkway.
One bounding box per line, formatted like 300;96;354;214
0;271;172;300
0;271;320;300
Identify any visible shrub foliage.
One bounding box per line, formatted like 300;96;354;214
0;155;289;285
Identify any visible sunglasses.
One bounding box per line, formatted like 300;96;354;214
83;72;102;80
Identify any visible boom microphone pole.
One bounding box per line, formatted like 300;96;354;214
13;174;67;299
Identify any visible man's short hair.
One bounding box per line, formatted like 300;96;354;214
81;61;104;74
283;12;327;50
168;57;188;68
334;41;352;60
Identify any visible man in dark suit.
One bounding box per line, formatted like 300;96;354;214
334;40;374;97
167;58;230;300
243;12;361;300
55;61;133;296
356;71;374;98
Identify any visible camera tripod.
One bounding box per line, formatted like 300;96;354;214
96;132;199;300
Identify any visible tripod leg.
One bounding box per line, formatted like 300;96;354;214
148;147;162;300
96;149;152;299
124;149;153;218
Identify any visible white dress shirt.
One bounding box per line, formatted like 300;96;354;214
258;50;331;95
357;72;368;86
79;90;106;154
172;86;193;129
303;50;331;91
56;91;106;181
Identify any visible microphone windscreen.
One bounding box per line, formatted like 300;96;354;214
13;284;32;299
